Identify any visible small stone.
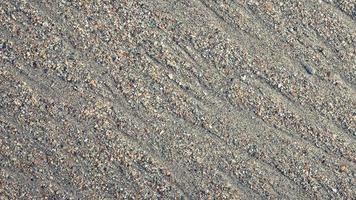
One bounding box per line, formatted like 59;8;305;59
303;63;315;75
168;73;173;79
166;171;171;176
340;165;347;172
89;79;97;87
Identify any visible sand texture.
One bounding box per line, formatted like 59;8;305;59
1;0;355;199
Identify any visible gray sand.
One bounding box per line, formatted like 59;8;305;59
1;0;355;199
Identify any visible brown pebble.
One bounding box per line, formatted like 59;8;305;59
121;51;129;57
326;71;331;77
89;80;97;87
340;165;347;172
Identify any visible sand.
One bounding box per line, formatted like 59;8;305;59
1;0;355;199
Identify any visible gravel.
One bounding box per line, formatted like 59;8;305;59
1;0;355;199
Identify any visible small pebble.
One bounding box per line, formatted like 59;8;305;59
303;63;316;75
340;165;347;172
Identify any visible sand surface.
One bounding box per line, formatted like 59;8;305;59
1;0;355;199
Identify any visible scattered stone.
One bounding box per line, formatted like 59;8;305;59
89;79;97;87
303;63;316;75
340;165;347;172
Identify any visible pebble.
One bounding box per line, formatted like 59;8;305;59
340;165;347;172
303;63;316;75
